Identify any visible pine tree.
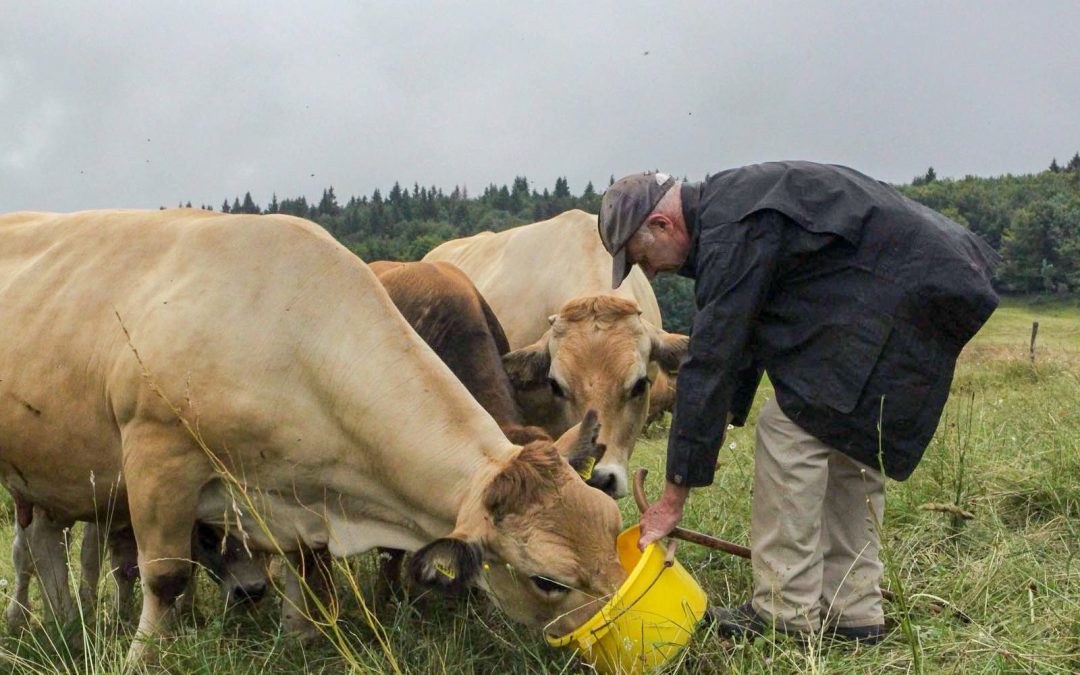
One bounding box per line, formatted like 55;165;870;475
1067;152;1080;173
554;177;571;199
1049;158;1061;173
388;182;404;206
510;176;530;213
318;187;340;216
221;199;230;213
241;192;259;214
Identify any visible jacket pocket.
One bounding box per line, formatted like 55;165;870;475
769;311;893;414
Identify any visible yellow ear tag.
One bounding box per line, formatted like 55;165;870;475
434;561;456;580
577;456;596;482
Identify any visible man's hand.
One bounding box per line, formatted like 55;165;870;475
637;481;691;550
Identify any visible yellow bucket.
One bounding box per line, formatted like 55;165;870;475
546;525;708;674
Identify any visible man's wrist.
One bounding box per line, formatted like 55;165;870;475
661;480;691;511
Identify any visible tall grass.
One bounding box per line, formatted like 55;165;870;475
1;301;1077;674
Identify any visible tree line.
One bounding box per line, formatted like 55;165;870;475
179;156;1080;332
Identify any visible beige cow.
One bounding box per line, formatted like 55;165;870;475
0;209;624;664
424;209;688;497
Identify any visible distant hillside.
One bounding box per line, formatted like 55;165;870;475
187;158;1080;333
900;161;1080;296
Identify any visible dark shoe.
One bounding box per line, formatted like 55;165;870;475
706;601;801;640
827;623;885;645
706;602;767;639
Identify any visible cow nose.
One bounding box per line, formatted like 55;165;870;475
587;465;628;499
232;582;267;605
588;469;619;497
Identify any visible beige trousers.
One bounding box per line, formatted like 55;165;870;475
750;397;885;630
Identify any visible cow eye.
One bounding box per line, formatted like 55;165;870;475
548;378;566;399
629;377;649;398
530;575;570;594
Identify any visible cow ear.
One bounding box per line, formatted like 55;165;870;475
554;410;606;481
645;322;689;374
503;334;552;388
408;535;482;594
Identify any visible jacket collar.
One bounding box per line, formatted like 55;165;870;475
678;181;702;279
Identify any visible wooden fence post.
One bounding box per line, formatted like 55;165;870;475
1030;321;1039;365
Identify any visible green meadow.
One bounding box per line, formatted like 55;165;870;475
1;298;1077;674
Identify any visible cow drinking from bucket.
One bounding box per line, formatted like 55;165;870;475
0;209;626;664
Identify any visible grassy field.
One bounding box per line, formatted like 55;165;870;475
1;298;1077;674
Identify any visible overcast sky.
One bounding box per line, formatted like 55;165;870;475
2;1;1078;213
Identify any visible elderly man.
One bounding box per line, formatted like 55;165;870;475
599;162;999;643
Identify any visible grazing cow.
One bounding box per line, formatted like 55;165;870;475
0;209;625;664
424;210;689;497
3;506;268;630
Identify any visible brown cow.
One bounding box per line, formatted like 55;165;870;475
370;260;560;601
369;260;550;447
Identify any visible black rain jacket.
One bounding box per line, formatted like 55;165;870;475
667;161;999;484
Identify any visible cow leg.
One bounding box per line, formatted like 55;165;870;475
26;508;77;628
78;522;105;615
122;428;205;666
280;547;335;643
4;520;34;630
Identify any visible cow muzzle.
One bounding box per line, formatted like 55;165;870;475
588;464;628;499
225;579;268;607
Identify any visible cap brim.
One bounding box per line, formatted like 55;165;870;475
611;247;632;289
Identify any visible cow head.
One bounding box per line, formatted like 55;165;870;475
193;523;271;607
502;295;688;498
408;416;627;636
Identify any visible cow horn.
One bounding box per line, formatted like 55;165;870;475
567;410;605;480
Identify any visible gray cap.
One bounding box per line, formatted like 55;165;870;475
598;171;676;288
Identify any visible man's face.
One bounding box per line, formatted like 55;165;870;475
624;217;688;279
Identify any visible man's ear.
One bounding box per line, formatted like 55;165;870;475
408;535;482;594
503;332;552;388
645;321;689;374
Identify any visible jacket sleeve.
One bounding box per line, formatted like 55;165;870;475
666;210;783;487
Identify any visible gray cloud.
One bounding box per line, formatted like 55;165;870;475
2;1;1078;212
